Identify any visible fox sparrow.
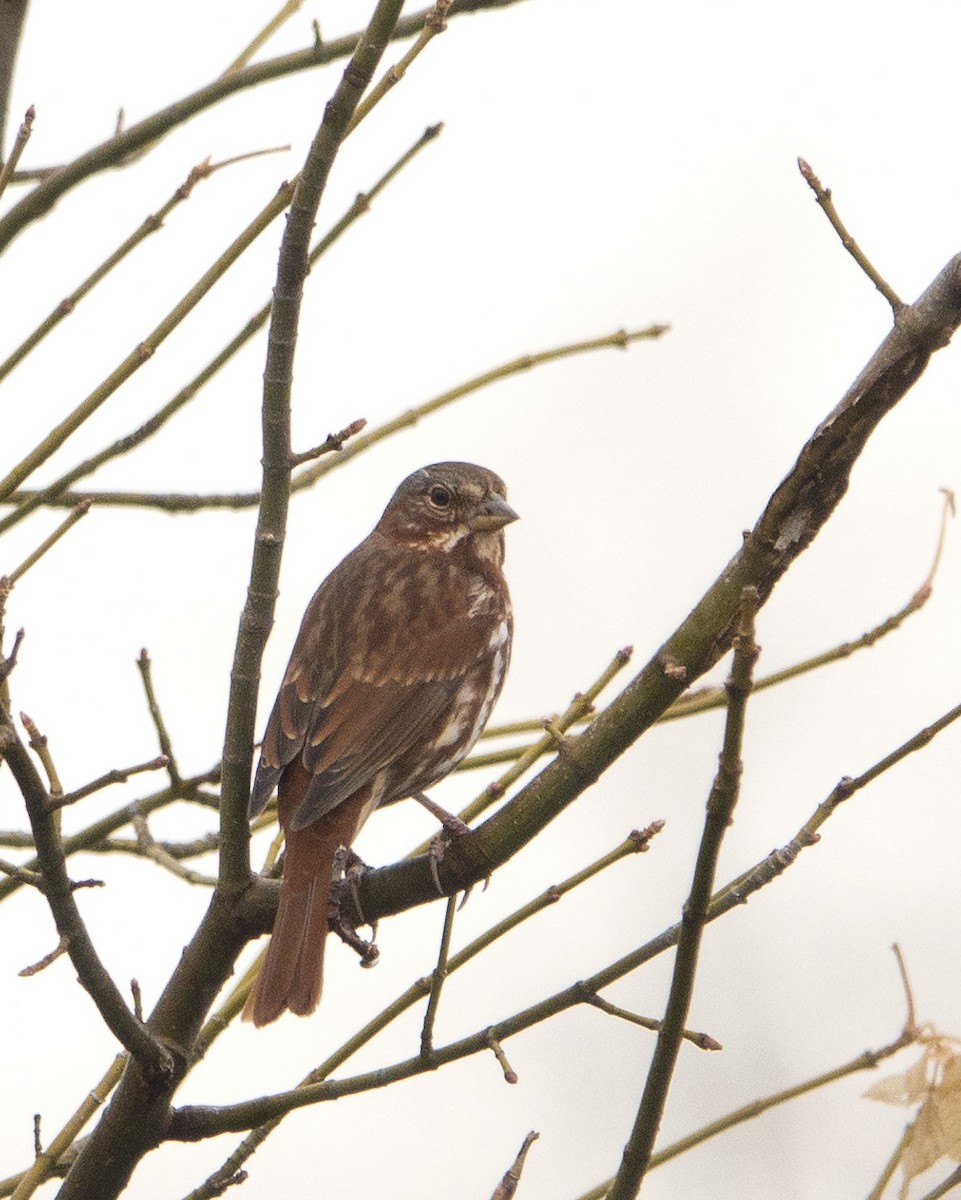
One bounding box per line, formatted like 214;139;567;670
243;462;517;1026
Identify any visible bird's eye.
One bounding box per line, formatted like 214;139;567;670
428;485;452;508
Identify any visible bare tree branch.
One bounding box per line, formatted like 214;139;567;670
0;0;528;252
0;0;29;156
0;706;174;1078
52;5;412;1196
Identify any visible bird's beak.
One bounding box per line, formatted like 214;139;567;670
471;495;520;532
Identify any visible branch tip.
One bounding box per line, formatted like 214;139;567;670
629;820;666;852
485;1030;518;1084
0;628;25;683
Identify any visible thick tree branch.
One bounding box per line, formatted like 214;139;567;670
217;0;408;891
307;253;961;929
170;696;961;1143
52;6;409;1198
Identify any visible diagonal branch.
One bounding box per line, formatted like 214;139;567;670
1;325;666;515
316;253;961;927
0;0;527;252
606;588;760;1199
0;122;440;532
171;695;961;1142
49;6;411;1198
0;705;173;1080
217;0;409;892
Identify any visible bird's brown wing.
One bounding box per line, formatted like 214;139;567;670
250;534;507;827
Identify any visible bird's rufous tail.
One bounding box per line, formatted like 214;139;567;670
243;770;368;1027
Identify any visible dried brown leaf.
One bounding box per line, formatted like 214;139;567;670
866;1053;931;1106
935;1054;961;1160
900;1101;944;1199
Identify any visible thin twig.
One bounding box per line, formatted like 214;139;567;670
2;325;666;515
484;1029;518;1084
866;1125;915;1200
47;755;170;812
130;813;217;886
20;712;63;801
798;156;902;313
0;706;173;1077
5;500;91;583
892;943;917;1035
0;626;24;687
0;104;33;204
606;588;761;1199
586;994;721;1051
101;831;219;862
489;1131;539;1200
0;125;440;530
577;1028;919;1200
289;418;368;467
411;646;634;856
18;934;69;977
483;487;955;743
221;0;306;76
914;1164;961;1200
0;152;284;385
130;980;143;1023
136;650;181;785
0;830;34;848
344;1;452;135
420;894;457;1059
0;857;42;887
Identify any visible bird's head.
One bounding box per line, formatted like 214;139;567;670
377;462;518;559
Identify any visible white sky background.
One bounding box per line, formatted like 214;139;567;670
1;1;961;1198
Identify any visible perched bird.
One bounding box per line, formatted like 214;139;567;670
244;462;517;1026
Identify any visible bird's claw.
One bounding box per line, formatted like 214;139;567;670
329;849;379;968
427;815;472;895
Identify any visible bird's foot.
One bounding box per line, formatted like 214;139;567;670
329;847;379;969
411;791;472;895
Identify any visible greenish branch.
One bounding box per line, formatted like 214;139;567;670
0;102;32;204
483;486;953;743
574;1028;918;1200
798;156;902;313
606;588;759;1199
174;828;660;1183
0;176;297;505
0;156;236;385
1;325;667;516
48;6;414;1197
0;0;527;251
0;125;442;531
170;696;961;1141
0;704;173;1079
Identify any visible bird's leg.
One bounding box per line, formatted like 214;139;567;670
328;845;379;969
410;790;471;836
411;791;471;894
